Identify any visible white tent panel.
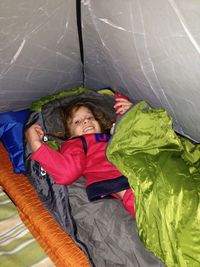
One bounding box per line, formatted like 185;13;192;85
0;0;83;112
0;0;200;140
82;0;200;141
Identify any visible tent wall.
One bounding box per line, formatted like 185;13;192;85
82;0;200;141
0;0;83;112
0;0;200;141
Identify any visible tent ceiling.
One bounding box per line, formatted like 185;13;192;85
83;0;200;141
0;0;200;141
0;0;83;112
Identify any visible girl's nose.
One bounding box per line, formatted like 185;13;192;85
83;118;89;124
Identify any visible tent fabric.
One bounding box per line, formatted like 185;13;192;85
0;0;83;113
82;1;200;141
0;141;90;267
68;177;165;267
107;101;200;267
1;1;200;141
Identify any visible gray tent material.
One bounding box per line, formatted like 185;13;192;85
1;1;200;266
1;0;200;141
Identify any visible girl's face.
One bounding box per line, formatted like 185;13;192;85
68;106;101;137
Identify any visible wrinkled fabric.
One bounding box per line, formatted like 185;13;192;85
24;90;166;267
68;177;165;267
31;134;122;187
0;109;29;174
107;101;200;267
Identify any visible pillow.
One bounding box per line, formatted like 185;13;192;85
41;89;116;137
25;87;116;146
0;109;29;174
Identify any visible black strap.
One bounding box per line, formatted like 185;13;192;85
79;135;88;155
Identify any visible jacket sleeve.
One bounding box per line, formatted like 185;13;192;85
31;140;85;185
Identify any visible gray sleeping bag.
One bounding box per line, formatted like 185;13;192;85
24;88;165;267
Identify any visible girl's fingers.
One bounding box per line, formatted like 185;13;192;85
115;107;126;114
36;129;44;137
30;124;44;137
115;98;131;102
115;98;133;104
115;103;133;115
35;126;43;133
114;102;132;108
114;97;133;115
114;102;133;110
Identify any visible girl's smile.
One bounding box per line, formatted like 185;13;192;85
69;106;101;137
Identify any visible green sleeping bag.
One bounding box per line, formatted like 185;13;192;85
107;101;200;267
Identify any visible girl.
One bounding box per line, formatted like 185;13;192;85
25;95;135;216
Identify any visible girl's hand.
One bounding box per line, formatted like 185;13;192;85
25;124;44;152
114;93;133;115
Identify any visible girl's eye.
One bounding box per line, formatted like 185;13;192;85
88;116;94;120
74;119;81;125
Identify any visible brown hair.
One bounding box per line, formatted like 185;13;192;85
62;100;114;138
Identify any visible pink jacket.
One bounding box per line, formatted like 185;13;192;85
31;133;123;187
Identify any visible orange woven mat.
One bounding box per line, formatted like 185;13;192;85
0;142;90;267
